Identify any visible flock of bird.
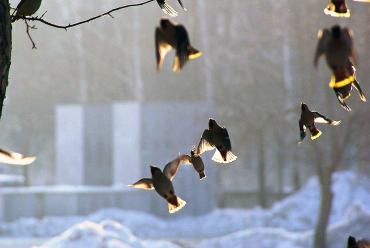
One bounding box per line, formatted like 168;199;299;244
6;0;370;215
4;0;370;246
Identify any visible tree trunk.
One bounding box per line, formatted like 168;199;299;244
257;131;267;208
313;170;333;248
0;0;11;119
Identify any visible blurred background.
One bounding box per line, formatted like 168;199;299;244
0;0;369;247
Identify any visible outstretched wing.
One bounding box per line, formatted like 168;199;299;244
342;27;357;66
177;0;187;10
128;178;154;190
195;129;215;156
156;0;178;17
0;148;36;166
155;27;172;71
313;112;341;126
163;154;191;181
314;29;330;68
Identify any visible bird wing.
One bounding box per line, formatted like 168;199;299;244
313;112;341;126
128;178;154;190
0;148;36;166
343;27;358;66
195;129;215;155
314;29;330;68
156;0;178;17
155;27;172;71
298;119;306;143
163;155;190;181
173;25;190;72
177;0;187;10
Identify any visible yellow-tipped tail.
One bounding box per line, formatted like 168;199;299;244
311;130;322;141
168;196;186;214
324;3;350;17
188;51;203;60
329;75;354;88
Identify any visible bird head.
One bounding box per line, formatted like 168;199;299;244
331;25;341;39
301;102;308;111
208;118;217;129
160;18;172;28
347;236;357;248
150;166;161;175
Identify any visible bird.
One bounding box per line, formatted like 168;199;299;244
129;158;187;214
0;148;36;165
156;0;186;17
298;103;341;143
155;18;202;72
195;118;237;164
324;0;350;17
352;0;370;2
346;236;370;248
180;149;206;180
12;0;43;22
314;25;366;112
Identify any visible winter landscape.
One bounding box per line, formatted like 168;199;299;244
0;0;370;247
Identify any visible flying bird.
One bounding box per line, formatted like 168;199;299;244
156;0;186;17
314;25;366;112
129;158;187;214
12;0;42;22
346;236;370;248
0;148;36;165
298;103;341;143
324;0;350;17
155;18;202;72
195;119;237;164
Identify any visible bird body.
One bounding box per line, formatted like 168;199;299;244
195;119;237;164
189;150;206;179
314;26;366;111
0;148;36;165
13;0;42;21
155;18;202;72
298;103;340;143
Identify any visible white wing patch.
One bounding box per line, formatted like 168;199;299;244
168;196;186;214
0;152;36;166
314;117;330;124
212;150;237;164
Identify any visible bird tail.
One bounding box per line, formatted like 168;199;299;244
187;46;203;60
324;2;350;17
212;150;237;164
199;171;206;180
168;195;186;214
309;127;322;140
329;69;355;89
160;3;178;17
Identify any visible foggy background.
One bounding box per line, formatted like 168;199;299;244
3;0;369;193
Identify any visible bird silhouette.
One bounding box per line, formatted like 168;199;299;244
314;25;366;111
155;18;202;72
12;0;42;22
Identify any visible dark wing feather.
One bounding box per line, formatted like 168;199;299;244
342;27;357;66
195;129;215;155
129;178;154;190
314;29;330;68
173;25;190;72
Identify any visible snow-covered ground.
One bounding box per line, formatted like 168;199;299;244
0;170;369;248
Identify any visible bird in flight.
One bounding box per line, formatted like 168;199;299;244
155;18;202;72
324;0;350;17
0;148;36;165
129;155;190;213
195;119;237;164
314;25;366;112
346;235;370;248
298;103;341;143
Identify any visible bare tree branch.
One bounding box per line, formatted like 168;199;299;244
15;0;155;30
24;20;37;49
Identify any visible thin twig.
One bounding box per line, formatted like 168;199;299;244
24;20;37;49
19;0;155;30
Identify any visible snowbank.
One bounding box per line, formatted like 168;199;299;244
36;220;179;248
0;170;369;247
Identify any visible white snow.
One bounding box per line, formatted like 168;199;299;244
0;170;369;248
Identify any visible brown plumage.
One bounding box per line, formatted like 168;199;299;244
155;18;202;72
129;157;189;214
195;119;237;164
314;25;366;111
